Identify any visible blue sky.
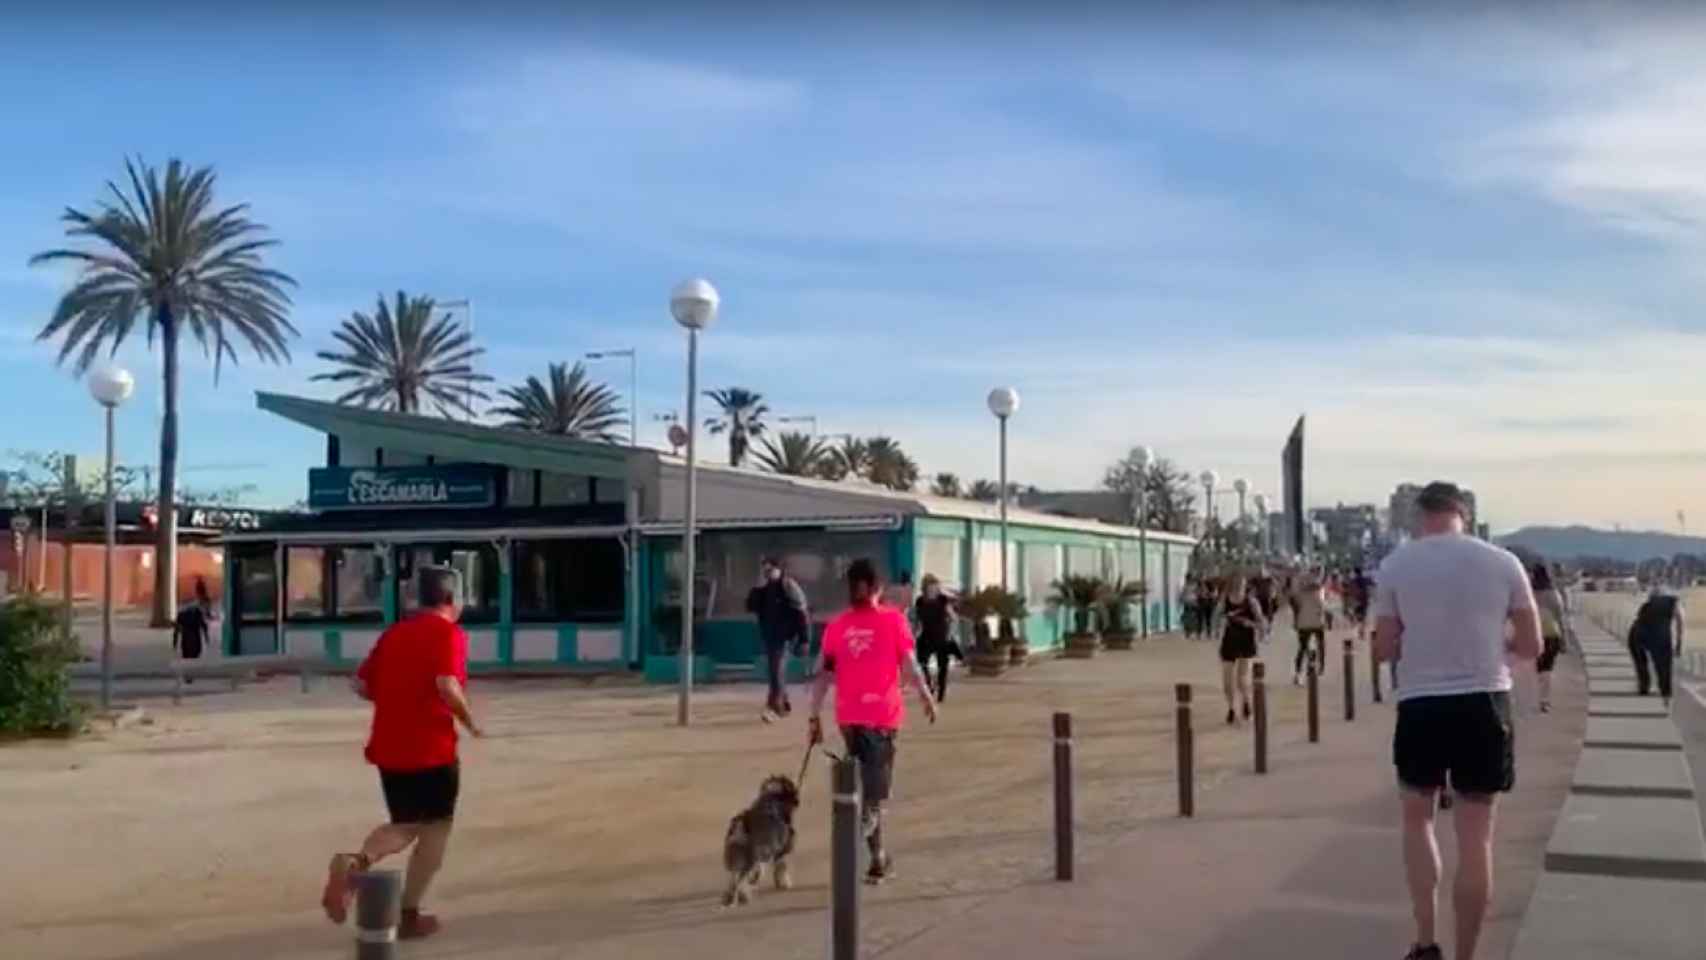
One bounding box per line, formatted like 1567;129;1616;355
2;4;1704;532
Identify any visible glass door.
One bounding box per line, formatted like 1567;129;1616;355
230;544;278;655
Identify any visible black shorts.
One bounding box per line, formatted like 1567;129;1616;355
1219;627;1257;663
379;763;460;824
1394;693;1514;796
1537;635;1563;673
841;726;897;804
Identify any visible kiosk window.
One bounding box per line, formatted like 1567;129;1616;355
398;542;501;623
514;538;625;623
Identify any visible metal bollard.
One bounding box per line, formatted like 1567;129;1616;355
300;664;313;694
352;869;401;960
1306;663;1320;743
1371;644;1383;703
1176;683;1194;818
1053;712;1073;882
1343;638;1355;722
172;668;184;706
1253;661;1268;774
830;756;859;960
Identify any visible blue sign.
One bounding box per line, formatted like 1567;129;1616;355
308;466;497;511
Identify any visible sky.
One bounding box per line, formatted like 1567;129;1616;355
1;2;1703;533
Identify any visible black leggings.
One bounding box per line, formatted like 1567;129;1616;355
922;644;952;701
764;644;791;713
1631;635;1675;700
1295;629;1324;674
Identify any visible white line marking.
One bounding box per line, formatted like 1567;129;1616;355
1684;682;1706;713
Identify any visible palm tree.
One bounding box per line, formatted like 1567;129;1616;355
313;291;491;417
968;479;1001;502
32;157;297;626
865;436;920;492
931;472;963;498
492;362;627;442
753;431;828;476
817;436;871;482
703;387;769;467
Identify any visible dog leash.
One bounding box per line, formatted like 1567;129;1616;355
796;740;818;790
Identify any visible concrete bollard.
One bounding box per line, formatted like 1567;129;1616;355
830;756;859;960
352;869;401;960
1252;661;1268;774
1343;639;1355;722
1053;712;1073;882
1306;663;1320;743
1176;683;1194;818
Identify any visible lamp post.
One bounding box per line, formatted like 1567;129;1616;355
438;298;476;422
1253;492;1269;558
670;278;719;728
1129;446;1154;637
88;366;135;711
585;348;639;447
1199;469;1219;559
1233;478;1250;561
987;388;1020;592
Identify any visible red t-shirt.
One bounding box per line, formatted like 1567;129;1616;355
820;603;915;731
357;612;469;772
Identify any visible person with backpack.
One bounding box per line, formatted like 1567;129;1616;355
748;557;811;722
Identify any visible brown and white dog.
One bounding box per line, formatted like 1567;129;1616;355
722;775;800;906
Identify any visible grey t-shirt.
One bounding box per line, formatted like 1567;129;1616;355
1373;533;1536;702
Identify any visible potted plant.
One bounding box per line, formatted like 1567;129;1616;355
1050;574;1107;659
996;588;1032;665
1100;576;1147;651
956;586;1010;677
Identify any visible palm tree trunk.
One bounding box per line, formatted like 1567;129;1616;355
731;427;746;467
149;308;180;628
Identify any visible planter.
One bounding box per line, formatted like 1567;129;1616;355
1103;631;1138;651
1007;641;1031;666
1063;633;1101;659
968;647;1011;677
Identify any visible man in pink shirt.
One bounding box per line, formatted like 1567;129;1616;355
808;559;938;884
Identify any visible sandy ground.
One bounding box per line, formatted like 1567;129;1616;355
1579;586;1705;638
1;626;1363;960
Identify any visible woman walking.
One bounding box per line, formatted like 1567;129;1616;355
1197;577;1221;643
912;575;959;702
1180;577;1200;638
1531;562;1567;713
1219;575;1264;724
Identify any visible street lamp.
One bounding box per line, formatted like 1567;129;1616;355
1253;492;1270;557
1199;469;1219;554
1234;477;1250;560
585;349;639;447
987;387;1020;593
670;278;719;727
88;365;134;711
1129;446;1154;637
437;298;476;422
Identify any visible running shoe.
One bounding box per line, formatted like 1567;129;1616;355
399;909;442;940
1403;945;1443;960
864;852;893;885
320;852;366;924
1225;709;1236;725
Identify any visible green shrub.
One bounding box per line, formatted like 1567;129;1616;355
0;596;81;737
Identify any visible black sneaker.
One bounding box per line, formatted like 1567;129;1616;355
864;853;892;885
1404;945;1443;960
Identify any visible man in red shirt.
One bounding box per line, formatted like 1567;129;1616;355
808;559;937;885
321;566;482;941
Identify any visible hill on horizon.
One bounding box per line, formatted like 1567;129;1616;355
1498;525;1706;563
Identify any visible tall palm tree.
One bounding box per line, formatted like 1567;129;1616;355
968;479;1001;502
865;436;920;492
753;431;828;476
931;473;963;498
32;157;297;626
313;291;490;417
492;361;627;442
703;387;769;467
817;436;871;482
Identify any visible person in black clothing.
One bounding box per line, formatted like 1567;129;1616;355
746;558;810;721
173;577;216;663
912;575;959;701
1218;576;1263;725
1629;586;1687;703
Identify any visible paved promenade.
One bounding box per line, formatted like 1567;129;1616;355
897;635;1586;960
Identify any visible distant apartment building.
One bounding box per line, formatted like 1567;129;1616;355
1309;502;1382;562
1389;483;1479;543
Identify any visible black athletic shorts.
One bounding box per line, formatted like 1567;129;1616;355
379;763;460;824
841;726;897;804
1393;692;1514;796
1537;635;1563;674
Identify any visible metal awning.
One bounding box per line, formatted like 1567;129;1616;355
219;524;631;545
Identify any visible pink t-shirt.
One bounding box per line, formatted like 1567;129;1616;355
821;604;916;730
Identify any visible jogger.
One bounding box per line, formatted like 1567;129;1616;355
1628;587;1685;704
809;559;938;884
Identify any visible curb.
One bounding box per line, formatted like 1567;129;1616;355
1509;616;1706;959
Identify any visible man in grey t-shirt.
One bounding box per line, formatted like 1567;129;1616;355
1372;482;1542;960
